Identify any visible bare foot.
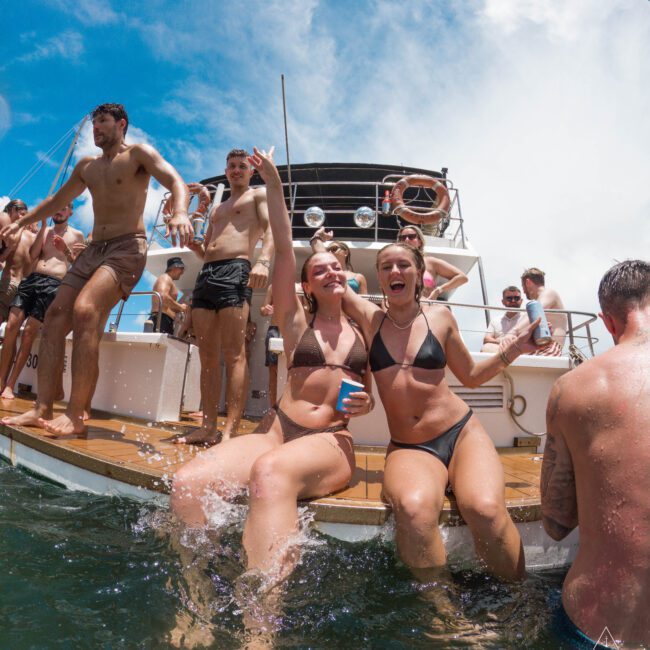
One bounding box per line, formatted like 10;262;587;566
168;428;222;447
2;408;47;427
83;410;91;421
39;413;86;437
0;386;15;400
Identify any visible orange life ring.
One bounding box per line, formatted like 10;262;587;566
162;182;211;218
389;175;450;225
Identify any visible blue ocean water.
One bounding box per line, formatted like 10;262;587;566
0;462;573;649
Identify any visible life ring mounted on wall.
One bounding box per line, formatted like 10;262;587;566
389;175;450;225
162;182;212;222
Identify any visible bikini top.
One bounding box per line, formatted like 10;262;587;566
369;310;446;372
347;277;360;293
423;269;436;289
289;316;368;377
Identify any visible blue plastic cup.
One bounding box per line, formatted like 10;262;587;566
336;378;365;412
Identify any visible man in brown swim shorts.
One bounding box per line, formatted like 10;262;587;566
0;103;192;435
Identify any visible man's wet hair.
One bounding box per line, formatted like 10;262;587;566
503;285;521;296
521;267;546;286
226;148;250;162
91;103;129;135
598;260;650;323
3;199;27;213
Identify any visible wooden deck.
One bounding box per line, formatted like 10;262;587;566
0;397;544;527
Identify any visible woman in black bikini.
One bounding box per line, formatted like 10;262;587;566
171;148;373;580
341;242;541;581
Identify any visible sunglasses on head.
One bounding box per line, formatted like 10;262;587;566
398;233;419;241
328;245;342;253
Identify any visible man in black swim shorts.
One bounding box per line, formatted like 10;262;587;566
0;204;84;399
174;148;274;446
149;256;187;335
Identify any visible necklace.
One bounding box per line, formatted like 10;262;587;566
386;307;421;330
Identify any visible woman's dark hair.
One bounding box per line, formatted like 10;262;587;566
376;243;425;303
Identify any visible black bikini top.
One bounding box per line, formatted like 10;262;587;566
369;310;446;372
289;317;368;377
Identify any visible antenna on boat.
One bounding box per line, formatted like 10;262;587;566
281;74;294;220
48;115;89;196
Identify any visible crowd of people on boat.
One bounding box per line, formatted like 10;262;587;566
2;102;649;648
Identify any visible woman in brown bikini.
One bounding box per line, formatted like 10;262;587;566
171;148;373;580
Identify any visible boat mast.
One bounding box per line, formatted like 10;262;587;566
48;115;89;196
281;74;294;221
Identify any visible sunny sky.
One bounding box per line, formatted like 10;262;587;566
1;0;649;345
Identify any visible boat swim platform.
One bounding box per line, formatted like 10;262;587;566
0;397;544;529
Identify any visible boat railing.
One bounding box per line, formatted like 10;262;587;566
109;291;163;333
149;177;466;249
359;294;599;357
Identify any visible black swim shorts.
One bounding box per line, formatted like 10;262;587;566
265;325;280;367
192;259;252;312
149;311;175;335
12;272;62;322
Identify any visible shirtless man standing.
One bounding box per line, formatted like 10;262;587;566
0;103;191;435
149;256;187;334
542;259;650;647
174;148;273;446
521;267;567;353
0;199;31;323
0;204;84;399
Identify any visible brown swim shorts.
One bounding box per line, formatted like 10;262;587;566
0;274;20;321
62;233;147;299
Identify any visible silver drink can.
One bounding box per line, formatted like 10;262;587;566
192;216;205;242
525;300;552;345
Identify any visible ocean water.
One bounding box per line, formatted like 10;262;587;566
0;462;573;649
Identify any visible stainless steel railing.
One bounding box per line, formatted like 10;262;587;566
112;291;163;332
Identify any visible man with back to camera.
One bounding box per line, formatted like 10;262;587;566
541;259;650;648
521;266;567;354
149;256;187;334
481;285;528;353
0;203;84;399
171;147;274;446
0;102;192;435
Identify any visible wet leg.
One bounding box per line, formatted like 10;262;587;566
172;308;222;445
1;316;39;399
382;447;449;581
41;269;121;436
243;431;355;579
2;286;76;427
449;419;525;581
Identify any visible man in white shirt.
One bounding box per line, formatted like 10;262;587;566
481;285;527;352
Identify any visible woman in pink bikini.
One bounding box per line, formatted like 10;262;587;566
396;225;468;300
171;148;373;581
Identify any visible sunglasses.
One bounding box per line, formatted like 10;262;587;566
398;233;419;241
504;296;522;302
328;245;342;253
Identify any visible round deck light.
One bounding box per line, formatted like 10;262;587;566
353;206;376;229
304;206;325;228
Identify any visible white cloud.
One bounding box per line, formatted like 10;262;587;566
0;196;10;211
17;30;84;63
0;95;10;141
45;0;119;25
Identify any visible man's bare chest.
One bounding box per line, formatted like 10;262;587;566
83;158;145;192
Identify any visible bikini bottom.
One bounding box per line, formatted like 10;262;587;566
256;404;349;444
390;409;473;467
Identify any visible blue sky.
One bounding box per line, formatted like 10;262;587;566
1;0;649;344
